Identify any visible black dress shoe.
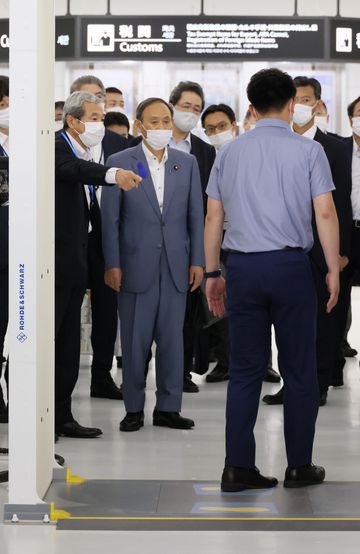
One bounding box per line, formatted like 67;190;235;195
263;367;281;383
120;411;144;432
91;376;123;400
342;341;357;358
183;375;199;393
262;386;284;405
56;420;103;438
284;463;325;488
331;374;344;387
153;410;195;429
221;466;278;492
319;392;327;406
206;364;229;383
0;407;8;424
116;356;122;368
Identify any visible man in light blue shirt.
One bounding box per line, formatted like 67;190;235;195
204;68;340;492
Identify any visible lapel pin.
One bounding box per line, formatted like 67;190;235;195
173;165;179;171
136;161;148;179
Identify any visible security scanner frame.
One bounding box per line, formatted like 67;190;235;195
3;0;360;531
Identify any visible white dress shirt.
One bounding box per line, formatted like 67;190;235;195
0;130;9;155
169;133;191;154
351;138;360;220
302;124;317;140
142;141;168;212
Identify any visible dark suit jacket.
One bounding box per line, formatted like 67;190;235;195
342;136;354;167
328;131;345;141
101;128;128;161
55;133;110;288
0;205;8;271
310;129;353;272
189;134;216;204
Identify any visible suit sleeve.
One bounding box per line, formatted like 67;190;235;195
55;140;109;186
329;142;353;258
188;156;205;267
101;183;122;270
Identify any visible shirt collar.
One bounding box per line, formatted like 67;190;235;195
0;131;8;148
142;141;168;165
65;130;90;160
255;118;291;130
301;124;317;140
170;133;191;146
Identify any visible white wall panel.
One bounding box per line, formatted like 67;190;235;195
0;0;8;18
55;0;68;16
340;0;360;17
110;0;201;15
70;0;107;15
204;0;294;16
298;0;337;16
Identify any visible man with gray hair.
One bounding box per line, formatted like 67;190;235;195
55;91;141;439
69;75;129;402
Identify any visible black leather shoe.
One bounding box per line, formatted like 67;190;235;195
263;367;281;383
153;410;195;429
91;376;123;400
319;392;327;406
116;356;122;368
56;420;103;438
262;386;284;405
342;341;357;358
206;364;229;383
284;463;325;488
331;374;344;387
0;407;8;424
183;375;199;393
0;392;7;423
120;411;144;432
221;466;278;492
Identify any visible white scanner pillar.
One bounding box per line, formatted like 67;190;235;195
5;0;55;522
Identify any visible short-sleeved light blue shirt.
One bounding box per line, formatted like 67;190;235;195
206;118;335;253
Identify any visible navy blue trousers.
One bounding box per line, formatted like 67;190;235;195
225;250;319;469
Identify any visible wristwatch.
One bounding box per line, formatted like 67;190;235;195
204;269;222;279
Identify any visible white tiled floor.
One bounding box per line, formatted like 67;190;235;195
1;291;360;552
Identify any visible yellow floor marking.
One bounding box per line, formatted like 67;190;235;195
66;468;85;484
50;503;71;521
199;506;269;513
56;516;360;522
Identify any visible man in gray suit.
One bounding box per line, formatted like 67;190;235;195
101;97;205;432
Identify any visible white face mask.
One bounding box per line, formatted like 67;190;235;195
76;120;105;148
0;106;9;129
106;106;126;114
314;115;328;133
143;128;172;150
54;120;63;132
208;129;234;150
249;123;256;131
352;116;360;137
173;108;200;133
292;103;316;127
